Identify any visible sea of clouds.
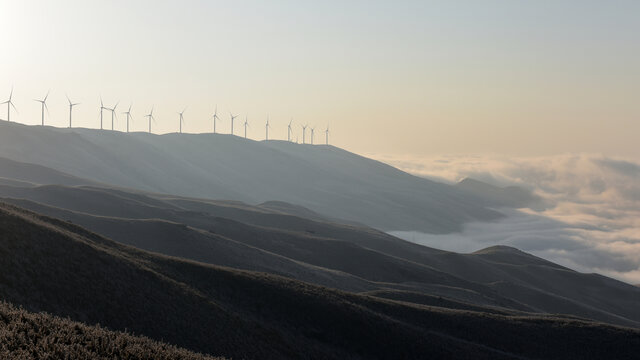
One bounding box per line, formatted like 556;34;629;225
372;153;640;284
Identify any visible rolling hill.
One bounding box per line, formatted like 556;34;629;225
0;180;639;329
1;122;639;358
0;202;639;359
0;121;502;233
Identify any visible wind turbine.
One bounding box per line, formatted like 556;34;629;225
229;112;238;135
243;116;249;138
33;91;50;126
1;87;17;122
145;107;155;133
287;119;293;142
108;101;119;130
122;104;133;133
265;116;271;140
178;107;186;133
325;125;330;145
301;124;307;144
66;95;80;128
99;97;106;129
310;126;315;145
212;105;220;133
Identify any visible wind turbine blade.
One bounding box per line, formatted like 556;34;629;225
44;90;50;102
9;86;13;101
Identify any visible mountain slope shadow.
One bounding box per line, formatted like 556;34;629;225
0;203;639;359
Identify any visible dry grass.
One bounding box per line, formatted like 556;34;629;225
0;301;221;360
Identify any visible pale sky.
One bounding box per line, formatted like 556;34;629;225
1;0;638;156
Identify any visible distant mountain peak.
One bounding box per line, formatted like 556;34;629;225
473;245;523;254
456;177;547;210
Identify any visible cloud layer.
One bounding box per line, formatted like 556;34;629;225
375;153;640;284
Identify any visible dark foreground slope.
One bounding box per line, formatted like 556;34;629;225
0;122;502;232
0;203;639;360
0;301;220;360
2;182;640;328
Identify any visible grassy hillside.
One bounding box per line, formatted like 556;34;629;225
0;301;220;359
0;202;639;359
2;183;640;328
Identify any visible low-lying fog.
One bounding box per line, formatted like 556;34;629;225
377;153;640;284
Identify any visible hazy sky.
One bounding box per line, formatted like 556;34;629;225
1;1;638;156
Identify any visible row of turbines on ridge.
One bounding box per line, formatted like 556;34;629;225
1;88;330;145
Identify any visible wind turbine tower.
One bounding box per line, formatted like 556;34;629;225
108;102;119;130
310;127;315;145
243;116;249;138
325;125;330;145
1;87;17;122
66;95;80;128
178;108;186;133
122;104;133;133
99;97;106;130
212;105;220;133
230;112;238;135
145;107;155;133
287;119;293;142
301;124;307;144
265;116;270;140
34;91;50;126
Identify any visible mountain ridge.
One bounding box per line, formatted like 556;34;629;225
0;121;501;233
